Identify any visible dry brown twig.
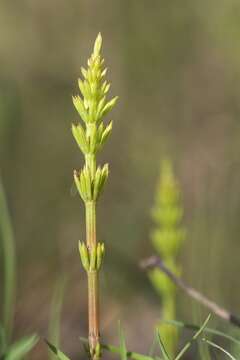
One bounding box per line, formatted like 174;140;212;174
140;255;240;328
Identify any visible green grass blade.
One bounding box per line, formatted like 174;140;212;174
198;336;211;360
118;321;127;360
203;338;237;360
0;323;7;356
0;178;16;343
45;340;71;360
79;337;157;360
174;314;211;360
148;330;158;357
6;334;38;360
165;319;240;347
103;343;158;360
229;329;240;358
48;278;66;360
157;330;171;360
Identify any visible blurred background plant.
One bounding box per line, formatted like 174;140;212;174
148;159;186;357
0;178;38;359
48;278;66;360
0;178;15;346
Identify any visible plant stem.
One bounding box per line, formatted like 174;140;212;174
79;337;155;360
88;270;99;351
86;152;96;178
86;201;96;249
86;198;99;353
85;132;100;353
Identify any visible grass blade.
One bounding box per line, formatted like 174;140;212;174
45;340;71;360
198;336;211;360
0;178;16;343
80;337;156;360
203;338;237;360
174;314;211;360
0;323;7;356
118;322;127;360
6;334;38;360
148;330;158;357
165;319;240;347
48;278;66;360
157;329;171;360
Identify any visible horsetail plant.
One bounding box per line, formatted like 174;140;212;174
149;160;186;357
73;32;118;360
46;32;117;360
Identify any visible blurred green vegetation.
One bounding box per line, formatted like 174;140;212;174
149;159;186;357
0;179;38;358
1;1;240;358
0;178;16;344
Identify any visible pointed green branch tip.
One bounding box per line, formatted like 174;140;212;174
79;241;90;271
78;241;105;272
93;33;102;57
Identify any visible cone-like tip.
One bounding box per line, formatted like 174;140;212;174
93;33;102;57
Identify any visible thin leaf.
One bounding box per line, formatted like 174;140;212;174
103;343;158;360
165;319;240;347
157;329;171;360
174;314;211;360
6;334;38;360
0;178;16;343
79;337;156;360
118;321;127;360
148;331;158;357
45;340;71;360
48;277;66;360
198;336;211;360
229;328;240;358
0;323;7;356
203;338;237;360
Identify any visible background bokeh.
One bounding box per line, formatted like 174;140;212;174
1;1;240;358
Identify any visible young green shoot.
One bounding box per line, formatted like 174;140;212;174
149;160;186;356
72;33;118;359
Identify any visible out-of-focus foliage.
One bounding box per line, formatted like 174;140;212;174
0;178;16;344
229;328;240;359
98;315;214;360
48;278;66;360
0;179;38;359
46;340;71;360
149;160;186;357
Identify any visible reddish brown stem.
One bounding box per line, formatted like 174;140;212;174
85;200;100;357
